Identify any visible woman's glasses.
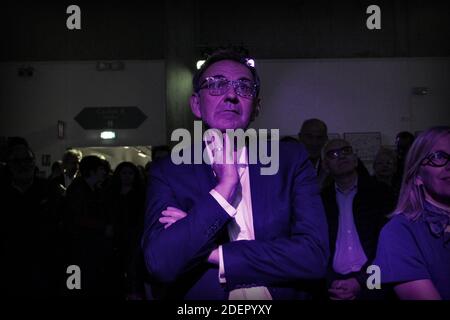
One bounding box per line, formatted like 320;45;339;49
421;151;450;167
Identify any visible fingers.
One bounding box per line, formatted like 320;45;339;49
331;280;342;289
328;288;343;295
163;207;187;218
328;288;355;300
159;206;188;229
159;216;179;229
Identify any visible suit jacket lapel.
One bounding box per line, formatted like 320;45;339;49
193;159;216;194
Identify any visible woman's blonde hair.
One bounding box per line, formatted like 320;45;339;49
393;126;450;220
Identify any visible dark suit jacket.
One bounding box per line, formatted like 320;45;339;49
321;175;394;285
142;141;329;299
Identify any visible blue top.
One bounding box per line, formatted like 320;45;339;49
374;202;450;299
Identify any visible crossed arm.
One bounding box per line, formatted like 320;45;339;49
142;148;329;288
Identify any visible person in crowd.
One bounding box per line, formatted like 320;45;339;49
373;147;400;200
321;139;394;300
142;49;329;300
61;149;82;189
0;142;61;296
106;161;146;299
298;118;329;187
374;126;450;300
373;147;397;187
49;160;64;180
63;155;114;297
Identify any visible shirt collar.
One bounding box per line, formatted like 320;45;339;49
335;176;358;195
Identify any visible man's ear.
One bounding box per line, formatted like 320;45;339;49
251;98;261;121
190;93;202;119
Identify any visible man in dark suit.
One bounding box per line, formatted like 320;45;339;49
320;139;394;300
142;49;329;300
1;143;61;296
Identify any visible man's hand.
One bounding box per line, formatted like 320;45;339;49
328;278;361;300
159;206;187;229
212;133;239;203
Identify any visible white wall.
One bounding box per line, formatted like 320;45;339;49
254;57;450;146
1;57;449;175
0;60;165;174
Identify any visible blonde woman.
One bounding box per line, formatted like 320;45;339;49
374;126;450;300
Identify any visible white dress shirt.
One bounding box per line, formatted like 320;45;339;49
332;178;368;275
205;134;272;300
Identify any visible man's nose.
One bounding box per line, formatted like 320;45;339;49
224;87;239;103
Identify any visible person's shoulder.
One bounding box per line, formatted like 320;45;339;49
380;214;419;242
149;153;171;166
384;214;414;228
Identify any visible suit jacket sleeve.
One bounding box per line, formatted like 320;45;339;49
141;159;232;283
221;146;329;290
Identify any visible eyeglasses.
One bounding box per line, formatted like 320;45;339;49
325;146;353;160
199;76;257;98
421;151;450;167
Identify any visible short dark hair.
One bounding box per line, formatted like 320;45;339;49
79;155;104;178
299;118;328;135
192;49;260;97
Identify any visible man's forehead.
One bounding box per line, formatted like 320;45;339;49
302;124;326;135
202;60;253;79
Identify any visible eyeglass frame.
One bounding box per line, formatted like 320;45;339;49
197;76;259;99
420;150;450;168
325;146;354;160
